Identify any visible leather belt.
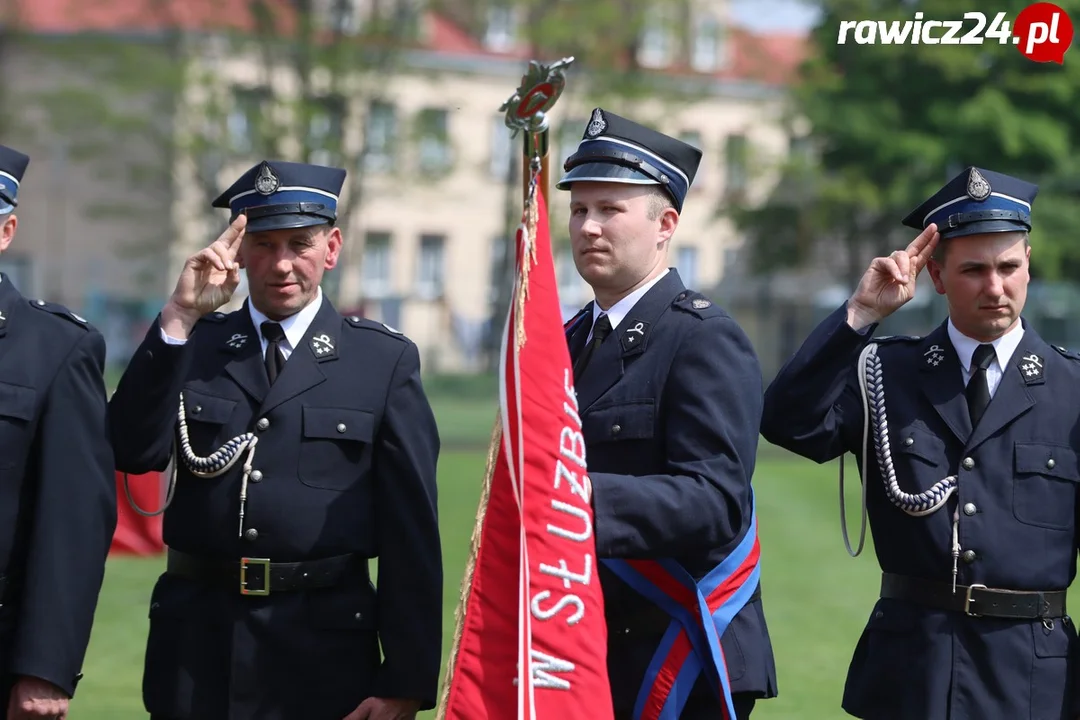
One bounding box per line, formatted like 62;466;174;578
880;573;1066;619
167;549;364;596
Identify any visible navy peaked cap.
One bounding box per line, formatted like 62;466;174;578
0;144;29;213
555;108;702;212
212;160;347;233
902;166;1038;240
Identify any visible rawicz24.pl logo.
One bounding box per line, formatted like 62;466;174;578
837;2;1074;64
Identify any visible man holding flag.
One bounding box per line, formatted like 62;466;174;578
556;109;778;719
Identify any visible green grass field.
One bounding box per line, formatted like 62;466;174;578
68;442;888;719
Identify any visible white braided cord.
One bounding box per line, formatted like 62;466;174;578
122;392;259;538
840;342;959;562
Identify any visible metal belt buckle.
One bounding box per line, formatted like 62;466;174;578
964;583;987;616
240;557;271;596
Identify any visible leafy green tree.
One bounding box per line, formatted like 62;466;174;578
729;0;1080;285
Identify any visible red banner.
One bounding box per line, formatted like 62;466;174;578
437;186;613;720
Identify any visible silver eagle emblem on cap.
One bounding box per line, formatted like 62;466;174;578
585;108;606;138
255;163;280;196
966;168;991;201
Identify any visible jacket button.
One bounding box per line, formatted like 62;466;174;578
256;418;270;431
192;405;202;415
963;503;977;516
962;457;975;470
1047;458;1056;469
250;470;263;482
354;612;363;621
337;423;347;433
903;437;914;446
962;550;977;564
611;424;621;435
244;528;259;541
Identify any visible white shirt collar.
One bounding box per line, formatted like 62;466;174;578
947;316;1025;374
248;286;324;354
591;268;670;331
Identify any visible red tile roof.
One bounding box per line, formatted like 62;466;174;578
4;0;807;86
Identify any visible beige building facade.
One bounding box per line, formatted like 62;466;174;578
0;0;805;373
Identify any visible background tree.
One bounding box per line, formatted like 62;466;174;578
727;0;1080;287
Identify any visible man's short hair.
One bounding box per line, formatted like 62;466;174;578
646;186;674;221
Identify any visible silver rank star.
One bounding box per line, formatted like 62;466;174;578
312;333;335;355
1020;353;1043;377
924;344;945;366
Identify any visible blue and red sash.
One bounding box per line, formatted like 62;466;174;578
602;504;760;720
564;309;762;719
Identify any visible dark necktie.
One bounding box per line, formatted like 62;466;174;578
966;343;995;428
573;313;611;381
261;321;287;385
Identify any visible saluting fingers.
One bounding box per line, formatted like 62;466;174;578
906;222;939;261
870;255;905;285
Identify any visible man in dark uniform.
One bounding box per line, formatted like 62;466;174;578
555;109;777;720
0;144;116;720
762;167;1080;719
108;160;442;720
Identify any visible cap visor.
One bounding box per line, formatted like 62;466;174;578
242;214;330;233
555;162;662;190
940;219;1031;240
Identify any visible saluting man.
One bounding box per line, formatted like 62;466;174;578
0;144;116;720
762;167;1080;719
556;109;778;720
108;160;443;720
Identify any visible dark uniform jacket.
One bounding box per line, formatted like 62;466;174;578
0;273;116;707
108;295;442;720
566;269;778;719
762;303;1080;720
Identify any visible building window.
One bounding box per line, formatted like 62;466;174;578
363;100;396;173
416;234;445;299
489;235;509;302
362;231;393;298
328;0;360;35
227;87;270;156
417;108;452;174
676;246;699;289
692;15;722;72
490;114;514;180
679;130;704;190
484;5;518;51
555;248;582;298
308;96;345;167
725;133;749;196
559;118;585;170
638;6;674;68
0;255;32;294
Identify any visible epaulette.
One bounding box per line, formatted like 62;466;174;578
871;335;922;345
671;290;723;319
1053;345;1080;362
28;298;91;329
344;315;408;340
198;311;228;324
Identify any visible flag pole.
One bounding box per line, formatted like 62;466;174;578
434;56;574;720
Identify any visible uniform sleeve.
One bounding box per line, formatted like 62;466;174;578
590;314;762;559
370;341;442;708
108;316;197;473
760;302;874;464
12;330;117;696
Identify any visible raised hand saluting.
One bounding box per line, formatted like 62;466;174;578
161;214;247;340
846;222;940;331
